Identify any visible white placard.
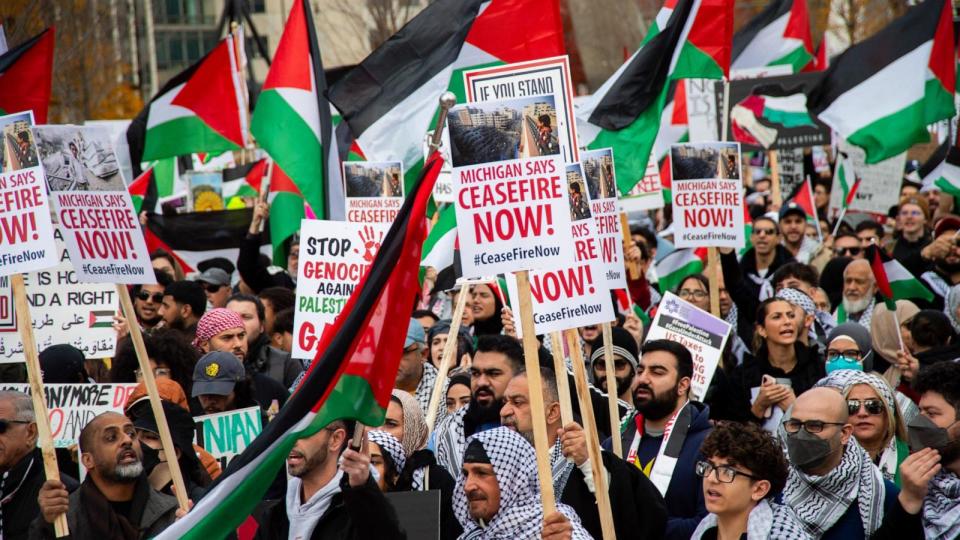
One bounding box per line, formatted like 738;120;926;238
344;161;404;224
505;261;615;335
828;141;905;218
578;149;627;289
671;142;744;249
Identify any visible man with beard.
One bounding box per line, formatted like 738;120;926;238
836;260;878;328
500;370;666;540
33;412;178;539
779;203;818;264
919;216;960;309
611;339;712;540
781;387;936;539
191;351;287;419
589;326;638;404
226;294;303;388
253;421;405;539
130;271;172;332
158;280;206;343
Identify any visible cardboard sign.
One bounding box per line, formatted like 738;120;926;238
777;148;806;200
463;56;580;162
505;261;615;335
644;292;731;401
0;227;118;363
685;79;719;142
0;111;57;276
194;406;262;470
32;125;153;284
671;142;744;249
580;149;627;289
619;155;664;212
344;161;404;224
293;219;388;359
0;383;137;447
828;141;905;218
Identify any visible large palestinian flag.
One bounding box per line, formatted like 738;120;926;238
0;28;54;123
922;141;960;197
806;0;955;164
251;0;344;224
155;153;443;540
731;0;813;73
127;31;248;172
866;245;934;306
328;0;564;194
576;0;733;195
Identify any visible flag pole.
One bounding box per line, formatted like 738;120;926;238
600;322;623;458
565;328;618;540
425;283;471;431
769;151;781;208
116;284;190;510
11;275;69;537
548;331;574;425
831;207;847;238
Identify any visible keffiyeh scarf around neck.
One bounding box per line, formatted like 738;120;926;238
783;438;885;537
945;284;960;334
454;428;590;540
923;470;960;539
690;500;811;539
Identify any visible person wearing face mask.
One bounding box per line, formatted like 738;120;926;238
824;323;875;374
780;387;935;539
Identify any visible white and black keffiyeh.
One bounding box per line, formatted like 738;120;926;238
369;430;407;473
436;405;469;476
454;428;592;540
549;440;575;497
690;499;811;539
783;438;886;537
923;471;960;540
777;288;819;341
922;271;951;300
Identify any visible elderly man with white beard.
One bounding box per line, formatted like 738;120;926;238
836;260;879;328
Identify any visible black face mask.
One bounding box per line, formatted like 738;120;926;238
139;443;161;476
908;415;960;464
786;430;834;473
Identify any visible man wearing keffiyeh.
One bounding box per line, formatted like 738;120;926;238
454;427;591;540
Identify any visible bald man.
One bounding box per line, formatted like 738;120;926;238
780;388;936;539
836;259;878;328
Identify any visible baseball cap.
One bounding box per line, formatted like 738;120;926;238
405;319;426;348
779;202;806;221
192;351;244;397
934;216;960;238
195;267;230;287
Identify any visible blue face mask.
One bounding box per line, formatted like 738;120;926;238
826;356;863;373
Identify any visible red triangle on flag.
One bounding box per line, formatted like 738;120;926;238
262;0;312;92
784;0;814;56
271;164;304;197
171;38;245;148
465;0;565;64
929;0;955;94
867;245;894;300
0;28;54;123
671;80;688;125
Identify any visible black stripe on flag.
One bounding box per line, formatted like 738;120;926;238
731;0;792;63
145;210;259;252
0;28;50;73
327;0;484;137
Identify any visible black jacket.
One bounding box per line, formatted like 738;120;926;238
559;450;667;540
890;232;932;283
4;449;78;540
238;233;295;294
246;334;304;388
252;476;405;540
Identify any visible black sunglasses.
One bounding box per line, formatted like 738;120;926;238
203;283;225;293
835;247;861;256
847;399;885;416
0;419;30;434
137;291;164;303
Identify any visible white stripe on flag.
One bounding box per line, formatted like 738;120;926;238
883;260;914;283
422;227;456;269
731;12;793;70
145;83;192;129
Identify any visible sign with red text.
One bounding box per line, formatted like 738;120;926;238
644;292;730;401
344;161;404;224
619;155;665;212
0;227;118;363
505;261;614;335
32;125;153;283
0;111;57;276
670;142;744;249
448;95;575;278
580;149;627;289
293;219;388;359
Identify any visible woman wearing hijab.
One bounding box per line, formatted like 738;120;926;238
870;300;920;379
470;283;505;336
426;320;474;370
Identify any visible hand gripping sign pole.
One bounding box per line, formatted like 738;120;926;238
425;283;471;431
548;331;574;425
620;213;640;279
11;275;69;537
600;322;623;458
116;285;190;510
565;328;617;539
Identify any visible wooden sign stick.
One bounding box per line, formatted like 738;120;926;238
548;331;574;425
425;284;472;431
600;322;623;458
707;248;721;317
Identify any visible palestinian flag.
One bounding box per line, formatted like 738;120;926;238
266;166;307;265
740;201;753;256
731;0;813;73
866;244;934;307
155;152;443;540
221;159;268;202
731;85;815;148
0;28;54;123
328;0;564;194
656;247;707;294
88;311;114;328
576;0;733;194
127;30;248;172
251;0;344;221
834;155;861;211
919;139;960;198
806;0;956;164
142;209;270;274
651;80;690;202
421;203;458;278
127;158;178;214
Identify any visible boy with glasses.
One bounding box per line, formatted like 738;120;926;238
691;422;807;539
891;196;932;279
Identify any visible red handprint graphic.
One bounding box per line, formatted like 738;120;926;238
355;226;384;262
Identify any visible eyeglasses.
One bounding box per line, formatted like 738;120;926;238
679;289;708;300
137;291;164;303
847;399;885;416
753;228;777;237
695;460;757;483
0;419;30;434
834;247;861;256
134;367;172;381
899;209;923;218
783;419;845;434
203;283;225;293
826;349;861;360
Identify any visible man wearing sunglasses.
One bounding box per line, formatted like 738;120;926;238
781;387;936;539
130;271;172;332
833;232;864;260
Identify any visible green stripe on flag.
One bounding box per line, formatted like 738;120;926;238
769;46;813;73
143;116;239;162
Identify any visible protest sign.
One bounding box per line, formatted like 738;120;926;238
574;153;627;289
425;128;455;204
685;79;719;142
0;227;118;363
194;406;262;470
463;56;579;162
505;261;614;336
32;125;153;284
828;141;905;218
618;155;664;212
644;291;731;401
671;142;745;249
448;95;575;278
344;161;404;224
0;383;137;447
778;148;806;199
293;219;388;359
0;111;57;276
